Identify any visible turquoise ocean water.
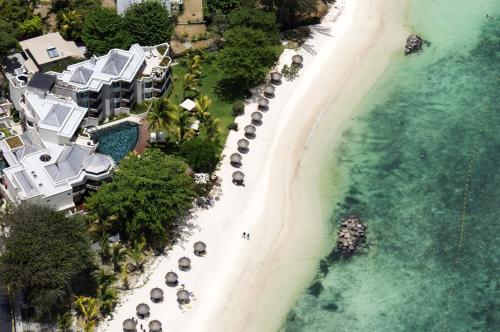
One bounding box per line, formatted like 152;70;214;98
283;1;500;331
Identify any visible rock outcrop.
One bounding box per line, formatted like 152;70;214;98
336;215;367;257
405;34;423;55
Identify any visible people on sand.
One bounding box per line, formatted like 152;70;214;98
247;233;250;240
242;232;246;238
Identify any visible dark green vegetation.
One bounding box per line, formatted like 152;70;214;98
180;137;221;173
54;0;100;41
82;7;132;55
214;6;281;97
86;149;196;249
284;12;500;332
124;0;173;47
0;203;92;321
0;0;37;60
73;0;173;55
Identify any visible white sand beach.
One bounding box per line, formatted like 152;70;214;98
99;1;408;331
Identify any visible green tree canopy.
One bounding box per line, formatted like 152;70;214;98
260;0;317;27
85;149;196;248
0;203;92;320
179;137;221;173
82;7;132;55
124;0;173;46
20;15;43;39
227;6;278;40
0;0;33;58
216;26;278;91
206;0;241;15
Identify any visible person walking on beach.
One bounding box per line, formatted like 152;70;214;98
242;232;246;239
247;233;250;240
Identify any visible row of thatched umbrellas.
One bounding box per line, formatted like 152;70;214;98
232;54;303;185
123;241;207;331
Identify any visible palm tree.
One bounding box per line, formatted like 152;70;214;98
183;73;200;98
194;95;212;123
111;244;126;272
168;106;195;145
147;98;178;131
74;296;100;332
127;238;146;272
202;116;222;144
187;55;202;77
94;269;118;315
58;10;82;40
120;263;130;290
56;312;73;332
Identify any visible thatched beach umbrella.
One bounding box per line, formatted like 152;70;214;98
177;289;190;304
237;138;250;153
263;85;275;98
232;171;245;185
178;256;191;271
136;303;150;318
251;112;263;125
244;125;256;139
258;97;269;111
165;271;179;287
150;287;164;303
292;54;304;66
194;241;207;256
271;71;282;84
148;320;162;332
123;318;137;331
230;153;242;167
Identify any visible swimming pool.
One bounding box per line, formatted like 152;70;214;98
91;122;139;162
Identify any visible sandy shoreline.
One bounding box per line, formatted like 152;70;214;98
99;1;408;331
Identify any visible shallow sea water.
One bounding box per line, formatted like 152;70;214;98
283;1;500;331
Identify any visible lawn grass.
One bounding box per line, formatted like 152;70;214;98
169;47;284;143
170;54;235;142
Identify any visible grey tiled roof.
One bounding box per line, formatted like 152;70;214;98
42;104;71;127
70;66;93;84
45;145;91;182
14;170;39;197
101;51;129;75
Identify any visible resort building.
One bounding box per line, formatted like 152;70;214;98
117;0;183;15
0;91;114;211
2;42;173;211
54;44;172;125
18;32;85;74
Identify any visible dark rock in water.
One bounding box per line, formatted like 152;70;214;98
323;302;339;311
336;215;367;257
308;281;324;297
405;34;424;55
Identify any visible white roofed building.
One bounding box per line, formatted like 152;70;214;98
54;43;172;125
0;93;114;211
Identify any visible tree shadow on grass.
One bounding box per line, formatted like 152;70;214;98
214;79;251;102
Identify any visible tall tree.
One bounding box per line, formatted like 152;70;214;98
57;10;83;40
81;7;132;55
183;73;200;98
85;149;196;248
179;137;221;173
194;95;213;123
74;296;100;332
206;0;241;15
216;26;278;91
124;0;173;46
261;0;317;27
227;6;278;40
0;203;93;320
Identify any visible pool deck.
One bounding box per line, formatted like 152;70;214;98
134;119;150;154
93;114;150;155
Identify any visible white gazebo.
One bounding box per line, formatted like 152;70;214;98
180;98;196;112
